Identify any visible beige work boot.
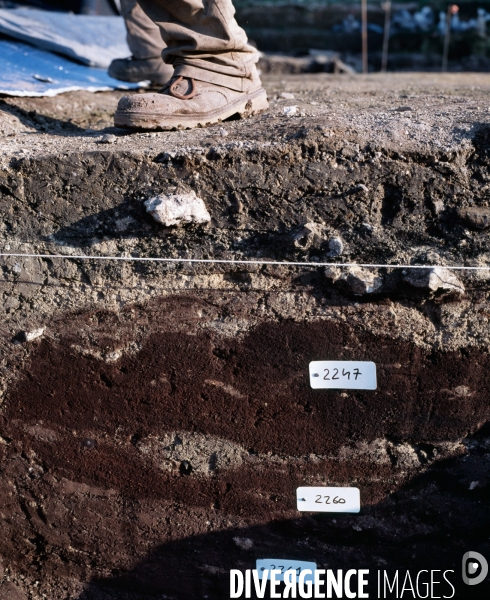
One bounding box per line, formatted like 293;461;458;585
108;56;174;86
114;76;269;130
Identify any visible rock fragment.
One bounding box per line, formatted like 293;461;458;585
144;191;211;227
458;206;490;230
348;183;369;195
293;222;325;249
402;267;464;295
283;105;297;117
13;328;45;344
233;537;254;550
325;266;382;295
343;267;382;295
327;237;344;257
25;327;45;341
96;133;117;144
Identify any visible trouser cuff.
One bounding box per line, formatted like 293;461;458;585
173;64;259;92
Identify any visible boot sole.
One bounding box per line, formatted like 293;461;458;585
114;87;269;130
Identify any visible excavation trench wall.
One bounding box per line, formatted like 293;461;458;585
0;76;490;598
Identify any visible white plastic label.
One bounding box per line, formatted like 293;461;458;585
256;559;316;582
297;487;361;513
309;361;377;390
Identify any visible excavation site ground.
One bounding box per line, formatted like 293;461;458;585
0;72;490;599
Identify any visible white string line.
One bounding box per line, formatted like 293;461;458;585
0;252;489;271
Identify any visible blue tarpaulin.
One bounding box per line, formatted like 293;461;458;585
0;38;142;96
0;8;130;68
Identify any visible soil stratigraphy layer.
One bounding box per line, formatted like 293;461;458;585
1;74;490;599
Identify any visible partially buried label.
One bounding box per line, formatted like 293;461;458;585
309;361;377;390
256;560;316;581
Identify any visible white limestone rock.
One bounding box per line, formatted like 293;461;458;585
19;328;45;343
144;191;211;227
283;105;297;117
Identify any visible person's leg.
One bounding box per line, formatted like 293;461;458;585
108;0;173;85
122;0;165;60
137;0;260;92
114;0;268;130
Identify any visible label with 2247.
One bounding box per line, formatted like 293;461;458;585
296;487;361;513
309;361;377;390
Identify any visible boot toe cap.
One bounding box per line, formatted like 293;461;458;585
117;94;163;112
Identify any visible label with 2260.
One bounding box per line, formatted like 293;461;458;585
296;487;361;513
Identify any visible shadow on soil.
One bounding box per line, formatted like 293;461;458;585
76;426;490;600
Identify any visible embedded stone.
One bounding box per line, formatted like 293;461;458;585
144;192;211;227
327;236;344;257
293;222;325;249
458;206;490;230
283;105;297;117
325;266;382;295
402;267;464;295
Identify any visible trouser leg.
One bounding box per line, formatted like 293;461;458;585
137;0;260;91
121;0;166;59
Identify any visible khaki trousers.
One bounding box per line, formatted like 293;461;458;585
121;0;166;60
123;0;260;91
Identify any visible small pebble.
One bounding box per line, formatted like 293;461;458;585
283;106;297;117
97;134;117;144
328;237;344;257
233;537;254;550
24;328;45;342
12;328;45;344
219;128;228;137
82;438;96;450
280;92;295;99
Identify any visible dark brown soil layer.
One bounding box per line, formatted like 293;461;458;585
1;297;490;598
4;300;489;461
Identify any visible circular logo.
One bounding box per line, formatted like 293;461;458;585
462;552;488;586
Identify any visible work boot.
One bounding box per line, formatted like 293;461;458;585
108;56;174;86
114;75;268;130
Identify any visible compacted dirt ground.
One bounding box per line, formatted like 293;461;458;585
0;73;490;599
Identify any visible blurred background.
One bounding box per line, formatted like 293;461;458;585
2;0;490;72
